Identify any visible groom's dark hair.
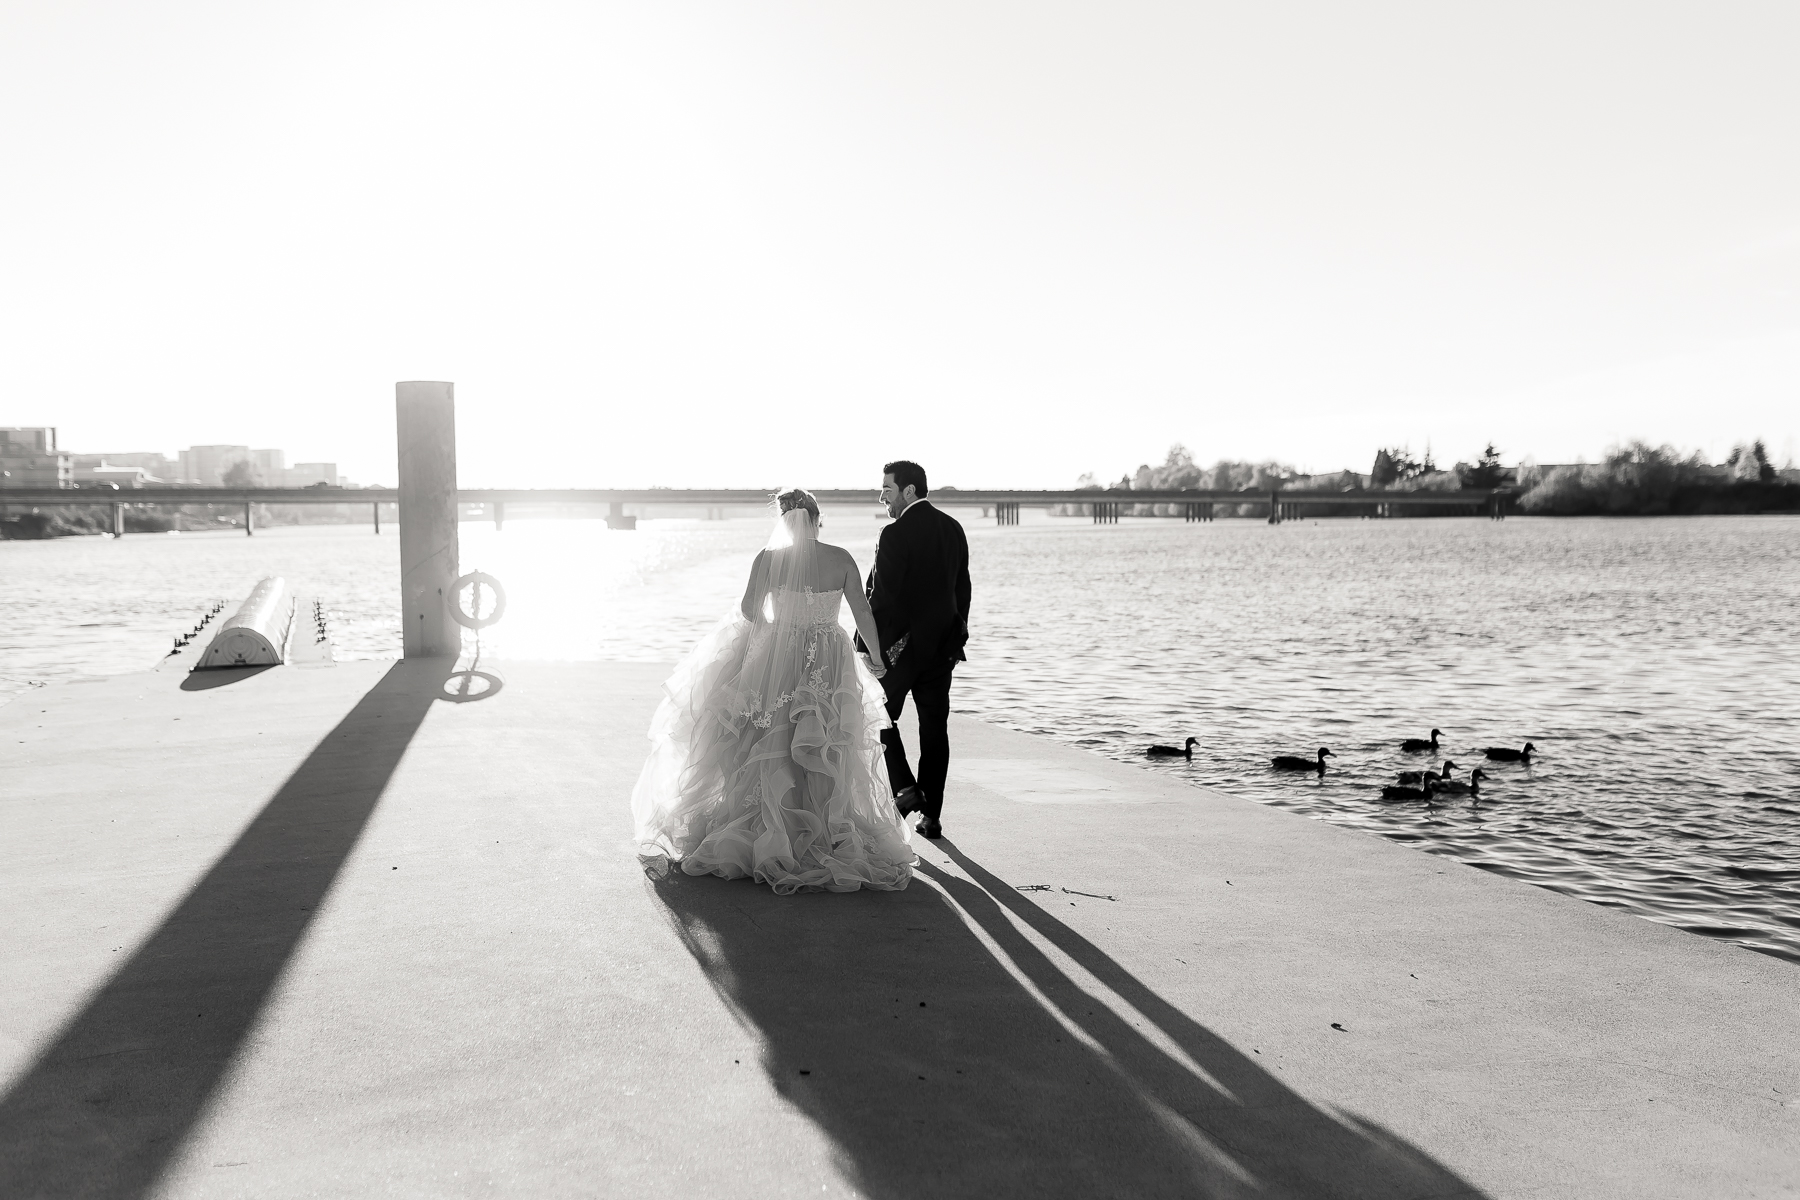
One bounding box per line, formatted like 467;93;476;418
884;459;928;498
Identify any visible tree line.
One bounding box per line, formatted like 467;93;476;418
1076;440;1799;517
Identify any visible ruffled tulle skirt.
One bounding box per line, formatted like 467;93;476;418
631;614;914;894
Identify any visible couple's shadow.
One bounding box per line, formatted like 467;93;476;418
649;840;1485;1200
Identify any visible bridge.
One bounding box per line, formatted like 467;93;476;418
0;483;1519;534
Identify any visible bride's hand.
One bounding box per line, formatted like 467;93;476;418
863;653;887;679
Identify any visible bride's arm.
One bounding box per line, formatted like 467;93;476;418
841;551;883;664
739;550;770;621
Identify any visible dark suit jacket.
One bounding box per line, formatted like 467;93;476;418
857;499;971;676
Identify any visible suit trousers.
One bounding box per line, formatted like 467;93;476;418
879;659;954;820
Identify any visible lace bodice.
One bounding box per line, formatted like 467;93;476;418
773;587;844;629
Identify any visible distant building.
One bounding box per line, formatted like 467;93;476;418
252;448;285;481
11;437;349;490
1;426;72;489
285;462;339;487
73;451;175;478
2;427;57;455
173;445;324;486
177;445;252;486
73;463;161;487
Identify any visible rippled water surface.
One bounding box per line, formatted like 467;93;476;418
5;514;1797;963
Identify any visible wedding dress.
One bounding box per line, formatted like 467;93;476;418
632;513;915;894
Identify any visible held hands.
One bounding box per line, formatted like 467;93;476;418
862;653;887;679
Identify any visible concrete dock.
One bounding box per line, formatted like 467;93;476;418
2;657;1794;1199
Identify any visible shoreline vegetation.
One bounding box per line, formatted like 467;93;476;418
1062;440;1800;518
0;503;386;541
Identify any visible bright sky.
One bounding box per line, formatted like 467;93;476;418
3;1;1795;487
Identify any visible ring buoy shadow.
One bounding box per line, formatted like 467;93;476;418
451;571;506;630
442;669;504;703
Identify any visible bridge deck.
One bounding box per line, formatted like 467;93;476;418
1;485;1514;508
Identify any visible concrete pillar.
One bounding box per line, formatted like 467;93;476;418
244;500;255;536
373;502;381;534
397;381;460;658
494;500;505;531
110;502;125;537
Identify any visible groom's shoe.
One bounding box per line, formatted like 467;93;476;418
894;785;925;818
915;816;943;840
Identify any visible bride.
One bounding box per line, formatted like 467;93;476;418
631;488;916;894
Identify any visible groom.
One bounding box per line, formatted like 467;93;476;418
858;460;971;839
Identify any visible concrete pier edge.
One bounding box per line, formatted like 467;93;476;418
1;659;1794;1199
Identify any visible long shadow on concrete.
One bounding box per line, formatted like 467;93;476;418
652;841;1488;1200
0;659;454;1200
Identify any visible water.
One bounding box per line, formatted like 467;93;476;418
5;514;1797;964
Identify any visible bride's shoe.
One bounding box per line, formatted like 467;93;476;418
894;785;924;817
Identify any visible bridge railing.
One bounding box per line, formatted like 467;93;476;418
0;484;1521;505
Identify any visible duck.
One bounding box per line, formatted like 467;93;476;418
1396;759;1457;785
1272;747;1333;772
1380;776;1442;801
1483;742;1536;762
1437;768;1486;796
1399;728;1442;753
1146;737;1199;759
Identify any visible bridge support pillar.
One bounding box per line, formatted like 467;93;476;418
1267;491;1281;524
397;381;460;658
494;501;505;531
244;500;254;536
110;502;125;537
373;502;381;534
606;500;636;531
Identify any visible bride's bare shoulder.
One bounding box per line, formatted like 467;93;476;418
816;541;861;572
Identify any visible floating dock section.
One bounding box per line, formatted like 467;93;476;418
193;576;293;669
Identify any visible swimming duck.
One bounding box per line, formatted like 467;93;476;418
1400;728;1442;753
1396;759;1457;785
1380;776;1442;801
1272;748;1333;772
1437;768;1486;796
1483;743;1536;762
1147;737;1199;758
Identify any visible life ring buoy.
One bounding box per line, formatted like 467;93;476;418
451;571;506;630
